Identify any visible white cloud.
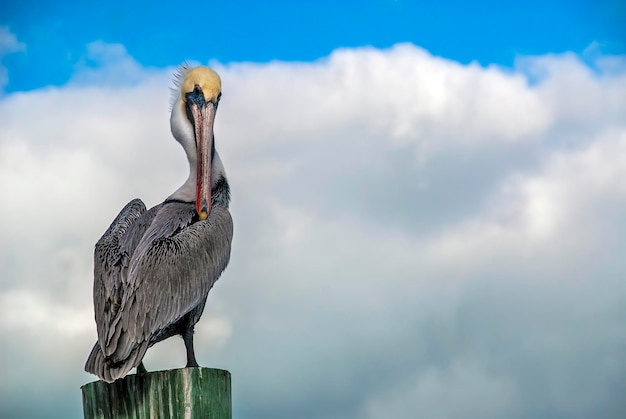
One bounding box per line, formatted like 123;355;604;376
1;42;625;418
0;290;92;336
0;26;25;91
70;41;161;86
0;26;25;55
216;44;551;161
421;128;626;269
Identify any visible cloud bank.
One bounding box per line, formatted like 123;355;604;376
1;42;625;418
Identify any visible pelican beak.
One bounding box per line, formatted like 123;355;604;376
189;96;215;220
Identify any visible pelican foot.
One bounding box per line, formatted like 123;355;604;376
137;362;148;376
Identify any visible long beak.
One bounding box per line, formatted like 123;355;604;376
190;102;215;220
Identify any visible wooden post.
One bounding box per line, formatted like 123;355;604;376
81;367;231;419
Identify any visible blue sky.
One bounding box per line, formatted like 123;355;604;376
2;0;625;92
2;2;626;419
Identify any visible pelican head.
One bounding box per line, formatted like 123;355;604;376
170;66;223;220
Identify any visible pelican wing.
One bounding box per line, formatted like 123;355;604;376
106;202;233;362
93;199;158;352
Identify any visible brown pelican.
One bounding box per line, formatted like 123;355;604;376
84;66;233;382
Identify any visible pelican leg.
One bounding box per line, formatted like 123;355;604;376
137;361;148;375
183;327;199;368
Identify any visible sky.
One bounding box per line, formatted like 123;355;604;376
1;1;626;418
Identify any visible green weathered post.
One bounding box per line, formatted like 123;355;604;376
81;367;231;419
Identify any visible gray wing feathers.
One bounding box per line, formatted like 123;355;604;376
93;199;147;353
104;204;233;363
98;204;162;354
87;199;233;382
85;340;149;383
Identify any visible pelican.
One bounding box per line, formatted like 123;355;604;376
85;66;233;382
